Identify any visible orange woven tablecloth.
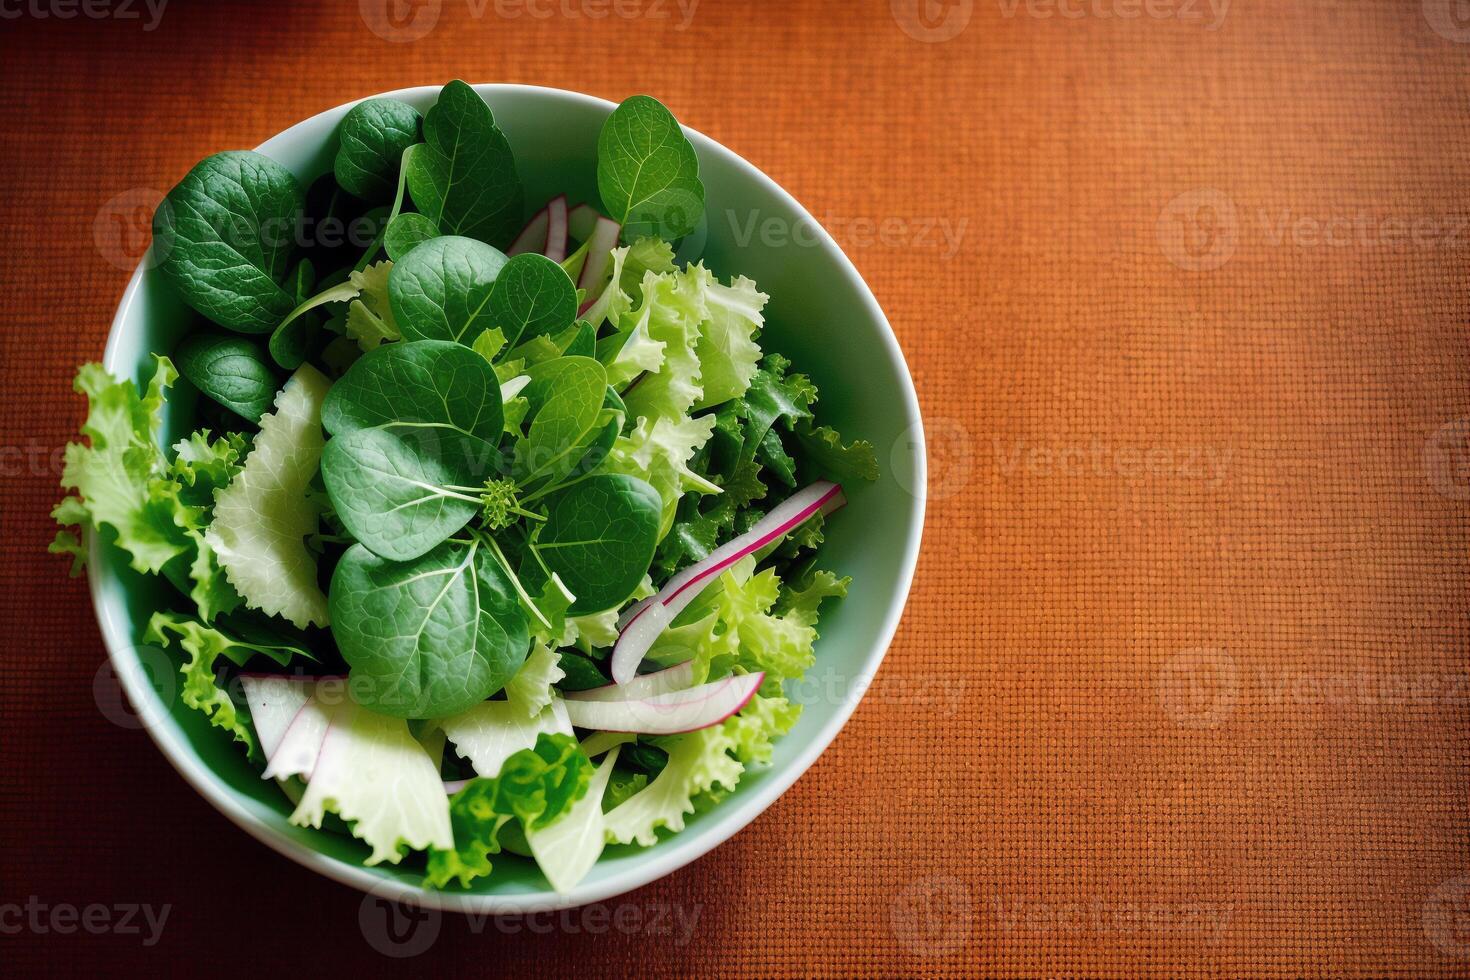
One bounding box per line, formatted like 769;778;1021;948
4;1;1470;975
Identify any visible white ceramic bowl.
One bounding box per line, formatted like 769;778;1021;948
91;84;925;912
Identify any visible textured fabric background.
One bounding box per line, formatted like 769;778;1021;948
3;0;1470;975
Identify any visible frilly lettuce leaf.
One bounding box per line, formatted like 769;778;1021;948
504;641;565;718
343;260;400;352
290;697;453;865
525;746;620;893
206;365;331;629
146;611;317;763
605;414;721;539
50;357;244;621
687;264;766;409
603;724;744;846
723;688;802;765
426;732;593;889
438;697;572;780
622;269;706;422
145;611;256;755
795;422;879;483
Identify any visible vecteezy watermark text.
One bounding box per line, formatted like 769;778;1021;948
359;0;697;42
997;0;1228;29
725;209;968;260
994;439;1233;488
0;0;167;29
0;898;171;946
359;887;701;957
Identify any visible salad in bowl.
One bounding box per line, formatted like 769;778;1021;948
54;81;897;901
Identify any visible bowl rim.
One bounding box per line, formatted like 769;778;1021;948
89;82;926;914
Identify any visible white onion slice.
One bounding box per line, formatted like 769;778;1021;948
565;660;696;703
563;672;764;735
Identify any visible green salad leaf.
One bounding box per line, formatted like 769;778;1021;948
406;80;524;248
321;340;504;559
486;252;579;348
329;535;530;718
384;212;439;260
426;732;592;889
175;332;280;423
206;365;331;629
153;151;304;333
51;357;243;621
334;98;423;201
512;356;608;487
596;96;705;242
535;474;662;614
389;235;508;344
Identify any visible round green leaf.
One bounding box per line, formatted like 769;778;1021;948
321;427;491;561
537;474;662;614
174;332;280;423
384;212;440;261
487;252;578;348
152;151;303;333
389;235;509;344
334;98;423;202
513;356;608;486
330;538;530;719
321;339;504;444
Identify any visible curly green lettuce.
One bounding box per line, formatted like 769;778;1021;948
426;732;593;889
51;356;244;621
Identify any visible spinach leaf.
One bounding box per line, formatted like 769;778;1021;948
322;426;488;562
174;332;279;423
563;320;597;358
535;474;661;614
334;98;422;202
486;252;578;348
513;356;608;486
384;212;440;260
405;80;524;248
320;341;505;559
596;96;705;242
330;537;530;719
153;151;304;333
322;339;504;442
389;235;508;344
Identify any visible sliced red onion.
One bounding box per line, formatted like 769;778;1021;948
563;672;764;735
508;206;549;256
611;480;844;684
565;660;695;702
576;217;622;315
545;195;568;263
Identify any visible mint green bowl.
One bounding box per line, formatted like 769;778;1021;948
92;84;925;913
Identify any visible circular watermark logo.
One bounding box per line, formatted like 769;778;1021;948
94;188;165;272
1424;876;1470;958
1157;188;1238;272
889;874;973;958
359;0;442;42
93;643;177;732
358;882;442;957
1424;418;1470;500
893;416;971;501
891;0;974;42
1424;0;1470;43
1157;648;1238;729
